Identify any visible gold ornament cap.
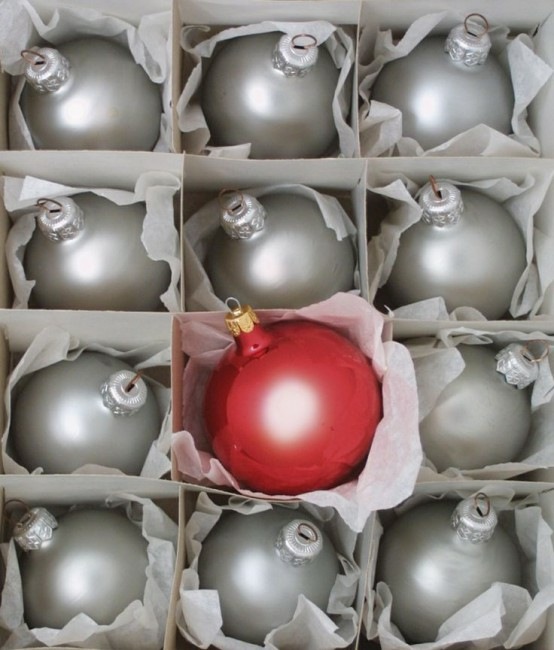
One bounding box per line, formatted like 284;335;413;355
224;299;259;337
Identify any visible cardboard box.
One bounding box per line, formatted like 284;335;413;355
0;0;553;648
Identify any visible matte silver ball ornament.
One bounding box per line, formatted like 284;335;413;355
376;496;522;643
419;344;532;471
384;178;526;319
370;14;513;150
10;351;161;474
197;506;340;644
204;191;356;308
201;32;341;158
19;38;162;151
23;193;171;311
14;506;149;629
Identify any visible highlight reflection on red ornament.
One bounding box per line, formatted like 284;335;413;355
203;302;383;495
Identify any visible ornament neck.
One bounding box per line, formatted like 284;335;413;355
218;190;266;240
274;518;323;566
21;46;71;93
451;494;497;543
445;14;492;67
100;370;148;416
495;340;549;389
272;33;319;77
12;505;58;551
419;177;463;227
224;301;273;357
36;196;84;242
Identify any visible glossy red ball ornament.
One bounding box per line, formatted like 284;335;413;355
203;303;382;495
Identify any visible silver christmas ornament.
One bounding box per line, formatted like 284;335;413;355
19;37;162;151
419;344;531;471
376;496;522;643
201;32;341;158
23;193;170;311
10;351;161;474
15;506;149;629
371;14;513;150
384;178;526;319
197;506;340;644
204;191;356;308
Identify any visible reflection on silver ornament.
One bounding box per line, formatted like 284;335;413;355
197;506;340;644
19;38;162;150
419;344;531;471
204;191;356;308
14;506;148;629
371;14;513;150
10;351;161;474
201;32;341;158
23;194;170;311
384;178;526;319
376;495;522;643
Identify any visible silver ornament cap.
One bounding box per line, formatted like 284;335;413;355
495;341;548;389
219;190;266;240
275;518;323;566
445;14;492;66
451;494;497;543
419;177;463;227
272;33;319;77
36;196;84;242
21;47;71;93
13;507;58;551
100;370;148;416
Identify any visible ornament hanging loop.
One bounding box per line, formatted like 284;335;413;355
297;521;318;543
291;34;318;53
3;498;31;533
36;197;63;214
464;14;489;39
521;339;549;365
225;296;242;313
218;189;246;215
474;492;491;517
429;175;443;200
125;370;144;393
20;49;46;66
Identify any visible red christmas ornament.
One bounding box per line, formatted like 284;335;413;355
203;303;382;495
